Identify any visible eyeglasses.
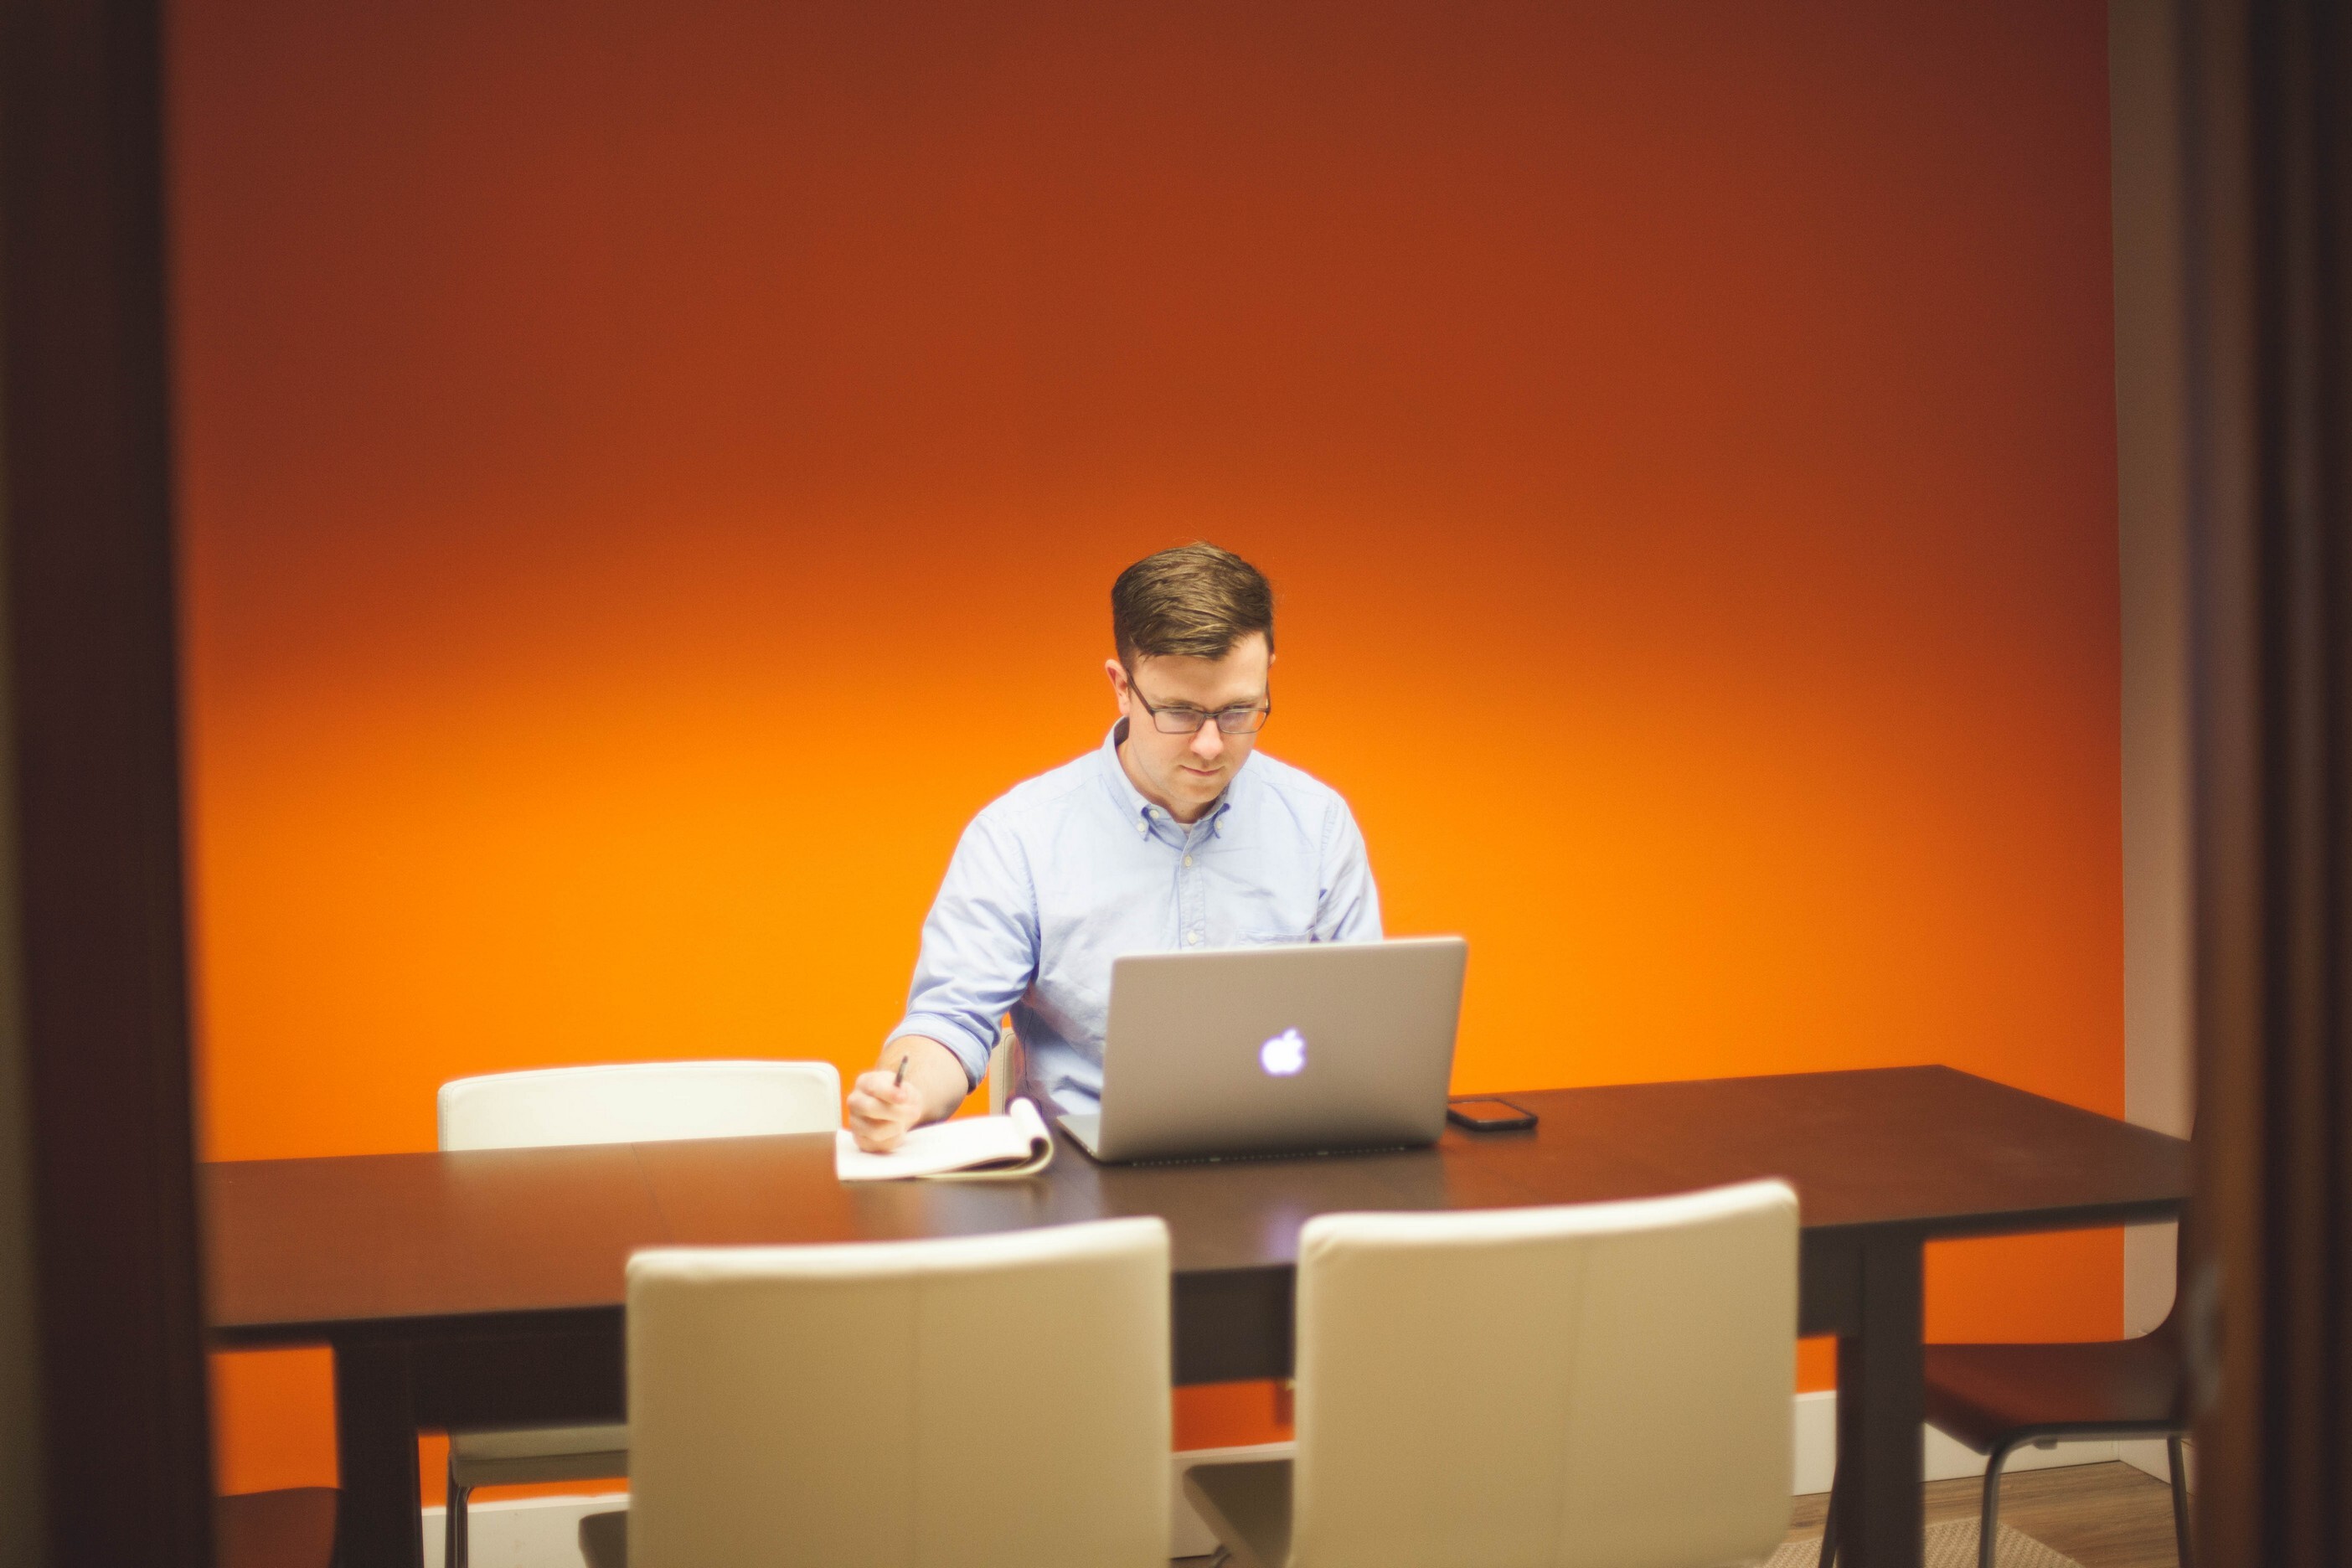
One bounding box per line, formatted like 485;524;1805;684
1129;684;1272;735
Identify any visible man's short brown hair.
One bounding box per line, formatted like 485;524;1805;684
1112;543;1275;668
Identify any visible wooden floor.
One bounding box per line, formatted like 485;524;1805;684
1782;1462;2187;1568
1175;1461;2186;1568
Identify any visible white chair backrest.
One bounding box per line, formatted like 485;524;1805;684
986;1025;1019;1115
1291;1179;1798;1568
625;1217;1171;1568
436;1060;842;1152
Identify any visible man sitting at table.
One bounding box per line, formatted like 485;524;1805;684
848;542;1383;1151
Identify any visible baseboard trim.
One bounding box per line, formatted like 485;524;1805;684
418;1493;622;1568
418;1393;2162;1567
1168;1441;1298;1557
2117;1434;2195;1490
1789;1390;2123;1494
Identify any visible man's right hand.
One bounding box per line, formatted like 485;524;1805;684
847;1066;925;1152
847;1035;972;1151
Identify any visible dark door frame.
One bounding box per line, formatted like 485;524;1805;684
2180;1;2352;1564
1;0;217;1562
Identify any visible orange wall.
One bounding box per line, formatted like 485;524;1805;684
175;0;2124;1495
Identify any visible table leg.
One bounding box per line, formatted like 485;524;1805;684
333;1340;424;1568
1834;1238;1925;1568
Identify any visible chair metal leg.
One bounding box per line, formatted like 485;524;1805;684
2167;1432;2193;1568
1818;1457;1841;1568
444;1452;469;1568
1978;1442;2014;1568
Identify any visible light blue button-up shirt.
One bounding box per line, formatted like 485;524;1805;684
890;720;1383;1115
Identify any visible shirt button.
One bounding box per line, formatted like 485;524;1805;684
1186;931;1202;946
1183;855;1193;868
1137;822;1148;834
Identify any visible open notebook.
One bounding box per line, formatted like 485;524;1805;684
834;1096;1055;1181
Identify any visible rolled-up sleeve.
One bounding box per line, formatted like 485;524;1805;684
888;812;1039;1087
1313;800;1383;942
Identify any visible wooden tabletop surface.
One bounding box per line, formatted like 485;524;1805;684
205;1065;2190;1344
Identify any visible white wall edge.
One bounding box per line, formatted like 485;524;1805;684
2117;1434;2194;1489
418;1493;622;1568
422;1394;2169;1567
1791;1390;2122;1493
1168;1440;1298;1557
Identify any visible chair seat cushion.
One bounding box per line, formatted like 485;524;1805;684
1922;1331;2187;1452
577;1506;627;1568
1183;1459;1293;1568
450;1423;630;1487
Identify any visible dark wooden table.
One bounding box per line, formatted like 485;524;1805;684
204;1066;2188;1568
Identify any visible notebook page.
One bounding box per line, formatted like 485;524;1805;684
834;1096;1053;1181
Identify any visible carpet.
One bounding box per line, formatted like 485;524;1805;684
1764;1518;2084;1568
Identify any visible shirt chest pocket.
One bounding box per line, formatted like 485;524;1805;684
1228;883;1320;946
1220;873;1318;946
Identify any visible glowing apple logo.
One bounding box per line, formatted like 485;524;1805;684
1259;1028;1308;1077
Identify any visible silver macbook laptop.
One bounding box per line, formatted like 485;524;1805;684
1056;936;1468;1163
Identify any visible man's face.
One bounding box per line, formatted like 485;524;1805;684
1107;633;1271;823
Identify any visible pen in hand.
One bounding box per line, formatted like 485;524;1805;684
893;1055;910;1094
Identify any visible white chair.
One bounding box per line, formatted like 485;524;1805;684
985;1024;1020;1114
436;1060;842;1568
1184;1179;1799;1568
576;1215;1171;1568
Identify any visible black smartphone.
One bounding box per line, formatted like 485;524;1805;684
1446;1097;1537;1132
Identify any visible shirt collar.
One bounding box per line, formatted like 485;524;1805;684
1099;719;1235;838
